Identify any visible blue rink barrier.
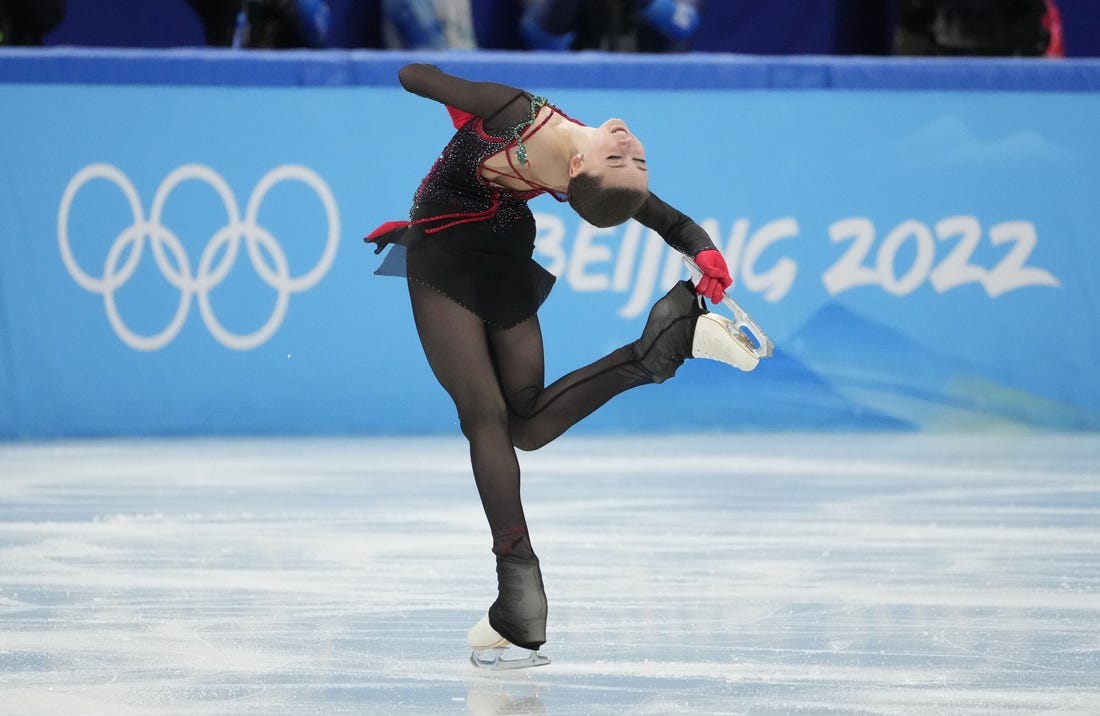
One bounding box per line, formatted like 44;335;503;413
2;49;1100;438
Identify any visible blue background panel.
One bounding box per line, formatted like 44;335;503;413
2;51;1099;437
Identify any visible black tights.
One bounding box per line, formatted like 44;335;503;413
408;280;653;557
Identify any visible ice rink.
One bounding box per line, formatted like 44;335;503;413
1;433;1098;715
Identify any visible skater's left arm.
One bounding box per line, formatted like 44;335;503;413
398;63;533;131
633;192;732;303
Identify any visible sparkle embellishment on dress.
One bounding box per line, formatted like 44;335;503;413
512;97;548;165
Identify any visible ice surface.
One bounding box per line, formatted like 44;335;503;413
1;434;1098;715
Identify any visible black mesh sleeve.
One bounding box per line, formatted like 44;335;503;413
398;64;533;131
631;192;716;256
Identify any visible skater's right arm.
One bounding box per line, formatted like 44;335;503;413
398;64;533;131
634;192;732;303
632;192;716;257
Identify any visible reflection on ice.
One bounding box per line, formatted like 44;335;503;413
0;434;1098;715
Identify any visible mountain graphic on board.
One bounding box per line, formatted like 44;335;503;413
782;303;1098;431
581;312;910;434
582;301;1097;434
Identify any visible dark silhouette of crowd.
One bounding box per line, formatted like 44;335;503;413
0;0;65;45
0;0;1069;57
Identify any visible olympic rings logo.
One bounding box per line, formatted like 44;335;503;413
58;163;339;350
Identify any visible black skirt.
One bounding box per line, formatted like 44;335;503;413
373;213;556;329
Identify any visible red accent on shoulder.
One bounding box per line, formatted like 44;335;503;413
446;105;477;129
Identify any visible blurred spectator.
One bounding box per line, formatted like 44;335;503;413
186;0;238;45
894;0;1061;56
382;0;476;49
0;0;65;45
1043;0;1064;57
520;0;701;52
185;0;330;48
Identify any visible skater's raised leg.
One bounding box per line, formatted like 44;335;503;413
487;312;653;451
492;279;757;453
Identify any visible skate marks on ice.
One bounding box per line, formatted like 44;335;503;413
0;434;1098;715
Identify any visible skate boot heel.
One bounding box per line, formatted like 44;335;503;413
468;614;550;670
468;553;549;670
488;554;547;649
692;313;760;371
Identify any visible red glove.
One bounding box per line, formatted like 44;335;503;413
693;249;732;304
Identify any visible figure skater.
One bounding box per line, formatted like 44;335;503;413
365;63;759;668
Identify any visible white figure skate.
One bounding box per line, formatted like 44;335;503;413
683;256;775;371
468;614;550;670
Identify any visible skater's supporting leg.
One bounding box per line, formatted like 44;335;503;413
409;280;649;651
408;280;533;557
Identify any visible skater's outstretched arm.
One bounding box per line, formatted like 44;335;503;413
633;193;732;303
398;63;534;131
632;192;715;256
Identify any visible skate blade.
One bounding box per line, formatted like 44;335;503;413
683;256;775;362
470;647;550;670
693;313;760;371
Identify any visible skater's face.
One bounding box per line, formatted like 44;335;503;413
570;118;648;194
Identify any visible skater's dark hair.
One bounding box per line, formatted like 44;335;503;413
567;171;648;228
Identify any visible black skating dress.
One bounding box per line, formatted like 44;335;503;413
366;64;716;329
